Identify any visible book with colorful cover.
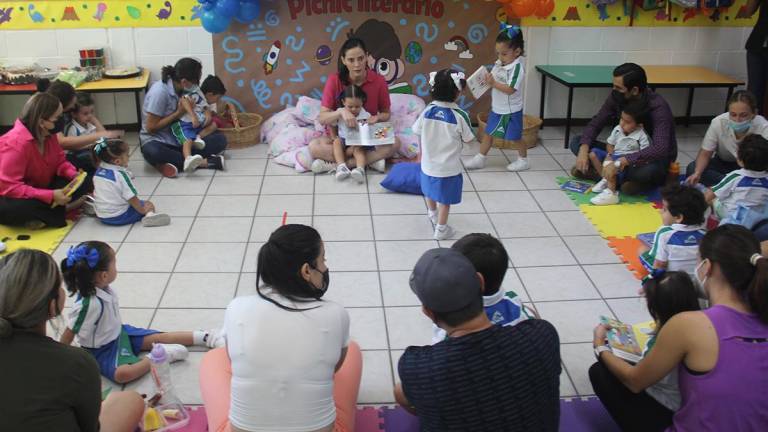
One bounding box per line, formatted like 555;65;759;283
637;232;656;248
467;65;491;99
51;170;87;208
600;316;656;363
344;122;395;146
560;179;593;194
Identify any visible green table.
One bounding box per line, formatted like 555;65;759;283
536;65;744;148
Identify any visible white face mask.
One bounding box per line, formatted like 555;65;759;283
694;259;710;298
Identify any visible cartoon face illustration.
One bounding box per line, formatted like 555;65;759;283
351;19;405;85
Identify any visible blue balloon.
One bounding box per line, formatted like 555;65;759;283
201;9;230;33
234;0;260;23
215;0;240;18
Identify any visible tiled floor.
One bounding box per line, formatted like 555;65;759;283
53;125;708;404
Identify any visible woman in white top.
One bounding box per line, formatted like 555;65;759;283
686;90;768;187
199;224;362;432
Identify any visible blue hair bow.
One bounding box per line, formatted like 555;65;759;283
66;245;100;269
499;23;521;39
94;137;107;155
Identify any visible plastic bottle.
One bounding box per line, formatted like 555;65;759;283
667;162;680;185
147;344;179;404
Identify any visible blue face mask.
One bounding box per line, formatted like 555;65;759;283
183;85;200;95
729;119;751;133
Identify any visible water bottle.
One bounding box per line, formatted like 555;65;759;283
147;344;179;404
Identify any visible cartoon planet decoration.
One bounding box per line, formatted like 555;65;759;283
126;5;141;19
315;45;332;66
405;41;423;64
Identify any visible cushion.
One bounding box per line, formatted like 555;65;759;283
380;162;422;195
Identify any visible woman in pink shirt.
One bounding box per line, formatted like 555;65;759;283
308;38;400;174
0;93;82;228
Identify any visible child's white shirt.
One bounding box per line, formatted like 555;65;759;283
412;101;476;177
64;119;97;137
491;57;525;115
93;162;139;218
712;168;768;217
648;223;706;277
181;88;208;125
606;125;651;156
68;285;123;349
336;108;371;139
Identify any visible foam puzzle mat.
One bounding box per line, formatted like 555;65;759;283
0;222;74;256
579;204;662;239
555;177;657;207
607;237;651;280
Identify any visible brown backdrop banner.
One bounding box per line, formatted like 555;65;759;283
212;0;505;120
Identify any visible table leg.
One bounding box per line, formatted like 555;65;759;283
539;74;547;130
564;86;574;149
725;86;735;113
134;90;142;131
685;87;695;128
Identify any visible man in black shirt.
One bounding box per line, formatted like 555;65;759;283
395;248;562;432
746;0;768;113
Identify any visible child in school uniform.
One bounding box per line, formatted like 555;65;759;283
200;75;237;129
413;69;478;240
464;23;528;172
59;241;223;383
706;134;768;221
171;81;219;173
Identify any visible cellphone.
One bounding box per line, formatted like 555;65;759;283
17;235;30;241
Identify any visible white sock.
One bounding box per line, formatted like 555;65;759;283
518;157;527;161
428;209;437;218
475;153;487;160
193;330;209;346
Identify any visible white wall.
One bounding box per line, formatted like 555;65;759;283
0;26;752;125
0;27;215;126
524;26;751;121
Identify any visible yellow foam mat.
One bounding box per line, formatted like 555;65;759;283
0;222;74;255
579;203;662;239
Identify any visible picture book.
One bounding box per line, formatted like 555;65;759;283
344;122;396;146
600;316;656;364
51;170;87;208
467;65;491;99
560;179;593;194
637;232;655;248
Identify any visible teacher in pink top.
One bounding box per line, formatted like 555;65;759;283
308;37;400;174
0;93;82;229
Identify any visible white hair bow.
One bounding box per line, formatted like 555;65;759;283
428;71;466;91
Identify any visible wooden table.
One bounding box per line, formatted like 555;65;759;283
535;65;744;147
0;69;150;129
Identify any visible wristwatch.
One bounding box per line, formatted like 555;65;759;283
594;345;612;360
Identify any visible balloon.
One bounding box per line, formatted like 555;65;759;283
535;0;554;18
201;9;231;33
506;0;537;18
215;0;240;18
234;0;260;23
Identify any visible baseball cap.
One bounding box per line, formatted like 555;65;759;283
409;248;481;313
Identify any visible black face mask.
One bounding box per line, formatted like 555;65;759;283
50;116;67;135
309;264;330;298
611;90;628;108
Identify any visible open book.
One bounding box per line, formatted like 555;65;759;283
344;122;396;147
467;65;491;99
51;170;87;208
600;316;656;364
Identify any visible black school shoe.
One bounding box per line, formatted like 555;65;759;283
206;154;226;171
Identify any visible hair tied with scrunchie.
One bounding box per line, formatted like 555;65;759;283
751;253;764;267
93;137;107;155
66;245;99;269
499;23;521;39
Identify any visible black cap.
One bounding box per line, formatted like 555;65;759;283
409;248;481;313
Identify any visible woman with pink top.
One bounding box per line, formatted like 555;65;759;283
0;93;84;228
590;224;768;432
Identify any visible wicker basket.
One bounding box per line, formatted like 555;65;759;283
219;113;263;149
477;112;542;150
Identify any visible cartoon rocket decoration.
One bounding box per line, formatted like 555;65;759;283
263;40;281;75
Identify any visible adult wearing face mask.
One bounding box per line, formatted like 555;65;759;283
140;58;227;178
589;224;768;432
571;63;677;195
199;224;362;432
0;93;87;228
685;90;768;187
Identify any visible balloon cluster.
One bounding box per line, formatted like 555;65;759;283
199;0;261;33
496;0;554;19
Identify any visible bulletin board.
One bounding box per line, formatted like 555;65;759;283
212;0;505;120
0;0;200;28
520;0;757;27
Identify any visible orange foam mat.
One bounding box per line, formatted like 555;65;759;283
607;236;649;281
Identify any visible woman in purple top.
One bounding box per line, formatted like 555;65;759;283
590;224;768;432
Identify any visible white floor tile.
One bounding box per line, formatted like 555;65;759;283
323;271;382;307
359;350;395;403
547;211;599;236
560;368;578;397
264;160;302;175
66;217;131;242
217;158;267;176
314;194;371;215
347;308;388;350
523;154;563;171
249;216;311;242
551;153;577;171
531;190;578;211
561;343;597;396
113;273;170;308
128;160;163;177
255;194;313;216
390;350;405;384
228;144;269;159
490;212;558;238
117;243;183;272
519;170;568;190
314;216;374;241
148;195;204;217
518;266;600;302
120;308;156;328
188;217;253;243
376;240;438;271
236;272;258;297
445;213;497;240
175;243;247;272
198;195;259;217
380;271;420;307
536;300;613;344
261;175;315;195
366;174;390;194
451;191;487;214
240;243;264;273
479;191;540;213
460;155;511;172
583;264;642;299
503;237;577;267
124;217;194;242
468;172;526;191
606;298;653;324
373;215;434;241
154;176;212;196
563;236;622;265
207;176;263;195
385;307;434;349
315;173;369;194
131;177;162;196
170;352;207;404
324;241;378;271
160;273;238;308
369;194;426;215
150;308;226;332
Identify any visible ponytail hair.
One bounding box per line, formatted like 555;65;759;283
60;241;113;298
91;138;129;166
161;65;176;83
255;224;324;311
37;79;76;110
337;37;367;86
700;225;768;323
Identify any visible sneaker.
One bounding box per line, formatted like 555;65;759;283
590;189;620;206
427;211;437;225
82;196;96;217
193;136;206;150
433;224;455;241
201;329;226;348
369;159;386;173
207;154;226;171
463;153;487;170
311;159;337;174
591;178;609;194
160;344;189;363
351;167;365;184
507;158;530;172
183;155;204;173
157;163;178;178
141;211;171;227
336;164;351;181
